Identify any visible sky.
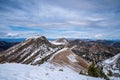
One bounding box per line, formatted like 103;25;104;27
0;0;120;39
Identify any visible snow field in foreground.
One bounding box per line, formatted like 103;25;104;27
0;62;104;80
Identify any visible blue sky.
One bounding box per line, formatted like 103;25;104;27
0;0;120;39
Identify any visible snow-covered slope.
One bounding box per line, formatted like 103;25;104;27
102;53;120;77
103;53;120;66
0;63;104;80
0;36;63;65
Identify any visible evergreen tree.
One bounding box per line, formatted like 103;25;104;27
88;61;99;77
107;70;113;76
88;61;109;80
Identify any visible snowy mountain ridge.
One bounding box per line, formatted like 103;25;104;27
102;53;120;77
0;35;120;80
0;36;63;65
103;53;120;66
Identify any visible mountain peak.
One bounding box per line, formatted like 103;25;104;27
51;38;69;45
55;38;69;43
0;35;63;64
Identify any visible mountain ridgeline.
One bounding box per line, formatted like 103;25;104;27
0;36;120;78
0;36;63;64
67;39;120;62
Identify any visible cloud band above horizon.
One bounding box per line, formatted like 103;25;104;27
0;0;120;39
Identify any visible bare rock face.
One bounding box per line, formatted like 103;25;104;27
0;36;63;65
49;48;90;73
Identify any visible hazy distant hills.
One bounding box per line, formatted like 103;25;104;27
0;41;19;52
0;38;25;42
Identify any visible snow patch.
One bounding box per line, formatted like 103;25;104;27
67;54;77;62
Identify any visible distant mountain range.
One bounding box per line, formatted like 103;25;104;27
0;41;19;52
1;38;120;42
0;38;25;42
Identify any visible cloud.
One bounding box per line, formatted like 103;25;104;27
0;0;120;39
6;33;20;37
94;34;104;38
1;32;41;38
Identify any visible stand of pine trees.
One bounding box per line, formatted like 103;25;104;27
88;61;109;80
